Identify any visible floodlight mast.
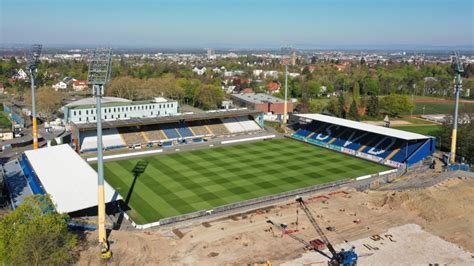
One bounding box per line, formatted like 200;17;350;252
450;52;464;164
28;44;42;150
281;57;290;126
87;48;113;259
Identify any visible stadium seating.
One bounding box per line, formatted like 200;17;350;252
176;124;194;138
235;116;261;131
143;125;167;142
207;119;229;135
117;127;147;146
80;128;126;152
291;119;431;166
160;124;181;139
187;120;212;136
222;118;246;133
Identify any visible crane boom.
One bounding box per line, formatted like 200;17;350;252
296;197;338;256
266;219;332;260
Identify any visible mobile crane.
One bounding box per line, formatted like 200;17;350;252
267;197;357;265
296;196;357;265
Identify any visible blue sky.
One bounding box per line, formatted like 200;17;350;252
1;0;473;48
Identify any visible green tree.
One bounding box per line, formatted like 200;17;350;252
380;94;415;117
349;99;360;120
338;92;347;118
367;94;380;117
352;82;360;101
193;84;224;110
0;195;77;265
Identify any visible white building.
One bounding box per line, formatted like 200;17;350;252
253;69;263;77
52;81;68;91
263;70;279;79
192;66;206;75
14;69;28;80
63;96;179;124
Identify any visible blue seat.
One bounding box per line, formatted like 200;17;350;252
177;126;194;138
390;141;425;163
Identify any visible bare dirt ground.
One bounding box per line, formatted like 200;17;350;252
77;174;474;265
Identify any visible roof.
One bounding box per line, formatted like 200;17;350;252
267;82;280;91
72;108;262;131
231;93;285;104
294;114;430;140
65;97;131;108
24;145;121;213
65;97;177;110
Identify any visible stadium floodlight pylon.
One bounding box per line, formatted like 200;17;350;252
281;57;290;126
450;52;464;164
27;44;42;150
87;48;113;260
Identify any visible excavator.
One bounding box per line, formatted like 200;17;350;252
267;197;358;265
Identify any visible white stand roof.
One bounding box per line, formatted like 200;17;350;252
295;114;430;141
24;144;121;213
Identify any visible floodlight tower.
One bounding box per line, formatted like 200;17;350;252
449;52;464;164
87;48;113;259
281;57;290;126
27;44;42;150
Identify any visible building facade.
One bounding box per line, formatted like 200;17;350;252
63;97;178;124
231;93;293;116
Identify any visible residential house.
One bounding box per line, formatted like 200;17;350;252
192;66;206;75
72;80;88;91
267;82;281;94
52;81;68;91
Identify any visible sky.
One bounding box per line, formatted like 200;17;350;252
1;0;473;49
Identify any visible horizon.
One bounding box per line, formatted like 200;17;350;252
1;0;473;49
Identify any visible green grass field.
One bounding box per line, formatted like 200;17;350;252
99;139;390;224
404;101;474;115
393;125;443;136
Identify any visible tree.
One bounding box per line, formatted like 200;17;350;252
349;99;360;120
193;84;224;110
108;76;143;100
352;82;360;101
367;94;380;117
325;98;340;116
0;195;77;265
380;94;415;117
24;86;64;119
338;92;347;118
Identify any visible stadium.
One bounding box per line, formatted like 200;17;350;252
2;109;436;228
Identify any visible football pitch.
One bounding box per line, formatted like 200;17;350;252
100;138;390;224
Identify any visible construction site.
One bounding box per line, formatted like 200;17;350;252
75;162;474;265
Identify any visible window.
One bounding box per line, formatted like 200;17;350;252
79;117;81;121
93;116;96;120
111;115;114;119
151;111;153;115
124;114;127;118
105;115;107;119
73;111;76;116
118;114;120;118
86;117;89;122
79;111;81;115
86;110;88;115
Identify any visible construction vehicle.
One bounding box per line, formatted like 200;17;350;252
296;196;357;265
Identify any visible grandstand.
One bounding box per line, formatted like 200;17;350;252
71;109;264;153
79;128;126;153
289;114;436;168
2;145;120;214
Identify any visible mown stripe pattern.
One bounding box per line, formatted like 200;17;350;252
100;138;389;224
